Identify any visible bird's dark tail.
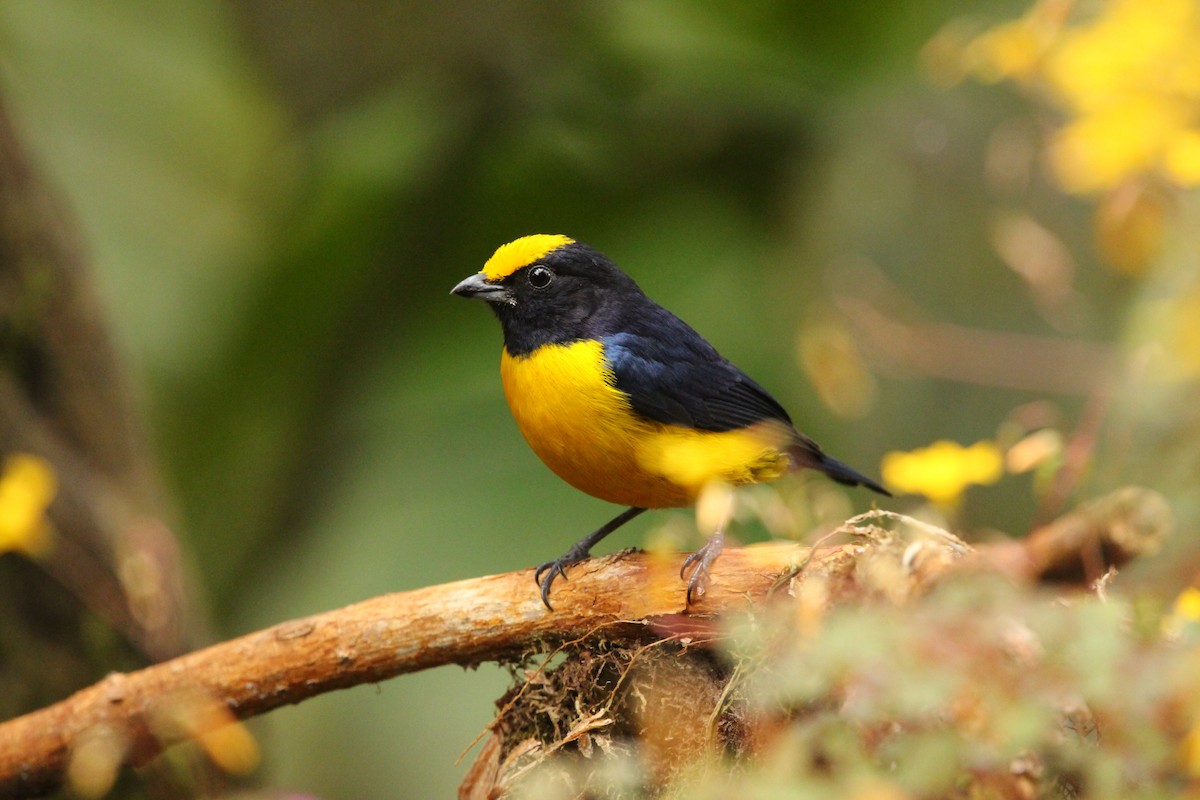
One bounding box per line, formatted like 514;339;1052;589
788;439;891;497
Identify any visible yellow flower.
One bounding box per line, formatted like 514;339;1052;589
1045;0;1200;192
1163;586;1200;638
964;0;1071;83
1165;130;1200;183
881;440;1004;506
958;0;1200;194
1046;0;1200;113
0;453;57;557
1049;98;1187;193
1175;587;1200;619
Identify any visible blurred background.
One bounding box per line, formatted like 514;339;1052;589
1;0;1197;797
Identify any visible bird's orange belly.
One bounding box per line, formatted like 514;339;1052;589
500;342;791;509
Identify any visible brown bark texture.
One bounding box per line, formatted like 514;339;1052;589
0;491;1169;799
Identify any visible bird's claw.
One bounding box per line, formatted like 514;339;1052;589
531;507;648;611
681;553;711;605
534;553;585;610
533;559;566;587
680;530;725;605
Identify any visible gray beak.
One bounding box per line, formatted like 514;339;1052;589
451;272;510;303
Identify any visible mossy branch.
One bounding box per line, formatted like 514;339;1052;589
0;491;1168;798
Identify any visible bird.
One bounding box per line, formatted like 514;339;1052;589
453;234;889;609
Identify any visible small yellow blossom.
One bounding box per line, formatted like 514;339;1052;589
1163;587;1200;638
881;440;1004;506
0;453;57;557
1173;587;1200;621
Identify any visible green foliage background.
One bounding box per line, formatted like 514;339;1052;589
3;1;1192;797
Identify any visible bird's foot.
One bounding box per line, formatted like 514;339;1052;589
534;544;592;610
533;507;648;611
680;529;725;605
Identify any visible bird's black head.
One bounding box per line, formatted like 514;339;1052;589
452;235;644;355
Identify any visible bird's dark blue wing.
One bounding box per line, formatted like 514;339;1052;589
600;319;793;432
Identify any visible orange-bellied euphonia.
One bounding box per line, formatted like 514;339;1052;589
453;235;888;609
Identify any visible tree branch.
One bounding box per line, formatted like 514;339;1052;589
0;544;843;796
0;491;1169;797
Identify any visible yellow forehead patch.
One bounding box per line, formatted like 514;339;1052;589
482;234;574;281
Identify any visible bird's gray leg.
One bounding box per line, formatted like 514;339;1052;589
535;506;647;610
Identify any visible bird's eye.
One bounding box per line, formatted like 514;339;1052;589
528;265;554;289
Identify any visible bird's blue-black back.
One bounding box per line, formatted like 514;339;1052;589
600;319;794;433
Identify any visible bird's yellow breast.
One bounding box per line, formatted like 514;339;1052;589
500;341;792;508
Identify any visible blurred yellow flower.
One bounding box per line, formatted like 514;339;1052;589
962;0;1200;194
1162;586;1200;639
1165;129;1200;183
881;440;1004;506
0;453;57;557
1179;587;1200;618
1049;99;1186;193
1051;0;1200;192
964;0;1071;83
